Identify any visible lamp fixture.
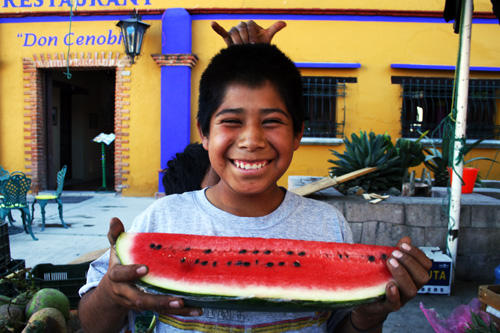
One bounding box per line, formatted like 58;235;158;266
116;9;150;64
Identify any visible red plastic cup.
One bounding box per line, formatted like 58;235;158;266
448;167;479;194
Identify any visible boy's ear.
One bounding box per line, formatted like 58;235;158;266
293;123;305;151
197;121;209;150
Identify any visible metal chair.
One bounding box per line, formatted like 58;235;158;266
0;166;15;224
31;165;68;231
0;166;8;181
0;172;36;240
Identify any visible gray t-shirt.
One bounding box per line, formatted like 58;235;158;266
80;189;353;332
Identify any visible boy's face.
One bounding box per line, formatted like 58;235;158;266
198;81;303;197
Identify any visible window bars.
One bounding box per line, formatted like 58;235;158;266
302;77;348;138
396;77;500;139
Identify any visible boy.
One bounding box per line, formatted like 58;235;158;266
79;44;431;332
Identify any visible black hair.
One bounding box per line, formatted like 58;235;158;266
162;143;210;195
197;43;304;136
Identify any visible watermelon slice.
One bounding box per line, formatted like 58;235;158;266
116;233;396;311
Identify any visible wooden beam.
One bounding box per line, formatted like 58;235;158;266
291;167;377;196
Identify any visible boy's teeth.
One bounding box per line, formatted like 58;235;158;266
235;161;267;170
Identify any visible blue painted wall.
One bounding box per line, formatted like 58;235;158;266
158;8;193;194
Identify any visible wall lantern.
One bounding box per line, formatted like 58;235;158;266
116;9;150;64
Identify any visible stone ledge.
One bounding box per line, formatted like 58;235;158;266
289;176;500;281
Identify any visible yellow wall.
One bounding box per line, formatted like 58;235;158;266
1;1;500;196
191;17;500;189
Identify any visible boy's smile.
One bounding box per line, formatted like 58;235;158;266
199;81;303;216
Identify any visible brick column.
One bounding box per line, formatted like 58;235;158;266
152;8;197;194
23;57;45;194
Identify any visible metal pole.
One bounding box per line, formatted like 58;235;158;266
97;142;108;192
447;0;473;282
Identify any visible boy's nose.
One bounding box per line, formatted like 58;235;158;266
237;125;266;151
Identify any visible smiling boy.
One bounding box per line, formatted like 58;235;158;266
78;44;431;332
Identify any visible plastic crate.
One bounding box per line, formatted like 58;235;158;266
0;222;11;266
31;263;90;309
0;259;26;297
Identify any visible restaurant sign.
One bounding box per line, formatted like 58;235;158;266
2;0;152;8
18;30;123;47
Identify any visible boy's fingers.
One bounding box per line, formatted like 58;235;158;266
384;283;402;312
388;252;420;303
266;21;287;39
136;295;202;317
108;217;125;246
108;264;148;282
245;20;260;43
399;242;433;272
211;21;232;45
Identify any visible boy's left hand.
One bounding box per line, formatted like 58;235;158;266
351;237;432;324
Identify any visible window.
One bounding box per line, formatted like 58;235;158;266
302;77;354;138
395;77;500;139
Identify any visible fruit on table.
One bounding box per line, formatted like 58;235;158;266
0;303;25;332
25;288;70;321
23;307;66;333
116;232;396;311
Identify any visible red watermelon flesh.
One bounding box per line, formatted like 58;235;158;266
116;233;396;308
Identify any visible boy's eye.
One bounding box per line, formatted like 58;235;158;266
263;118;285;125
220;119;242;124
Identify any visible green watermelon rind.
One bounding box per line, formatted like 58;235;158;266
135;281;385;312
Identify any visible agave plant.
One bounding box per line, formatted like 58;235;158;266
394;131;428;183
328;131;402;193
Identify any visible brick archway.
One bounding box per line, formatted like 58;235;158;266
23;52;131;194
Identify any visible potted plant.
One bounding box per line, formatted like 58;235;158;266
423;131;498;192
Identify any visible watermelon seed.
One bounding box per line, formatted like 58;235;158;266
286;251;294;255
180;257;186;263
195;259;200;264
155;244;162;250
243;262;250;267
150;243;155;249
381;254;388;260
227;261;232;265
294;261;301;267
368;255;375;262
204;249;212;254
184;247;191;251
235;261;243;266
213;262;217;267
279;262;285;266
255;260;259;265
264;250;271;254
252;250;259;254
266;262;274;267
338;254;343;259
298;251;306;256
201;261;208;266
239;249;247;254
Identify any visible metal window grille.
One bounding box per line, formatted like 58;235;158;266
398;77;500;139
302;77;347;138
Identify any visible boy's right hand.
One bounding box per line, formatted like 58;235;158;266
101;217;202;317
